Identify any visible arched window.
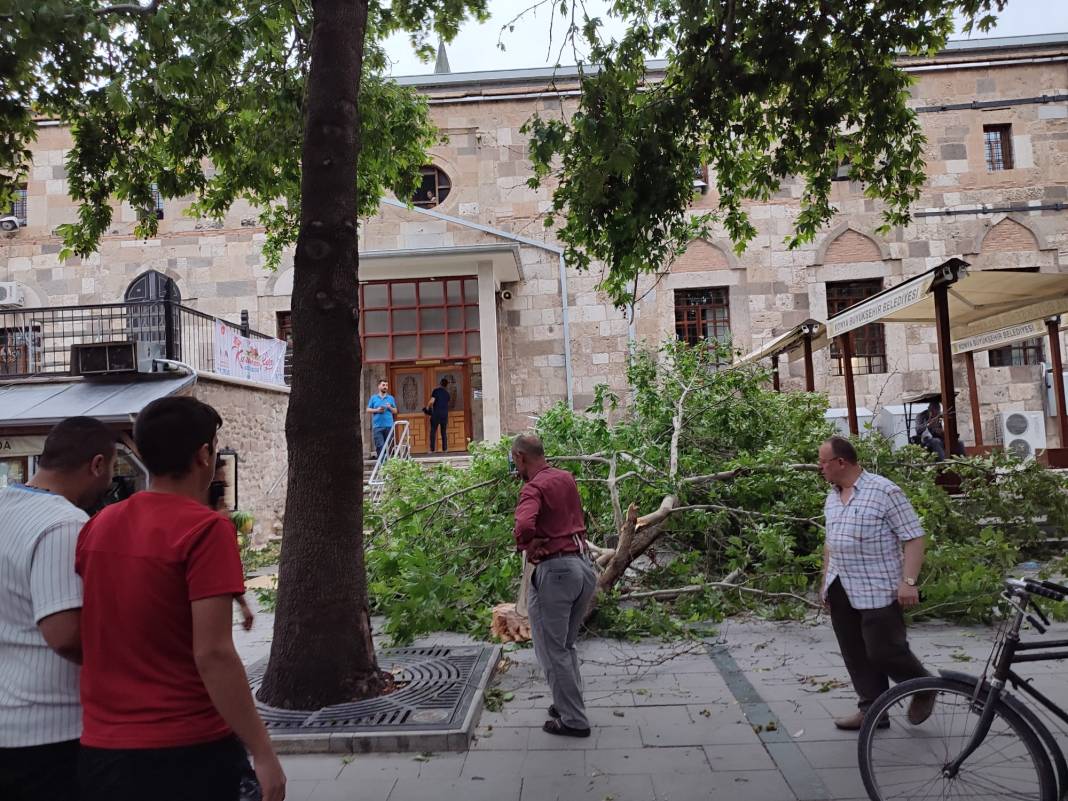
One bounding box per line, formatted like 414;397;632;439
412;166;452;209
124;271;181;357
125;270;181;303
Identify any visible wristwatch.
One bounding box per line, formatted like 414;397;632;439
903;577;917;587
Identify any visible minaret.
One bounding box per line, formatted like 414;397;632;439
434;39;451;74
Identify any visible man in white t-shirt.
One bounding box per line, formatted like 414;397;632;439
0;417;117;801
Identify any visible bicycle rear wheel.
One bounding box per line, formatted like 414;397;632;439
858;676;1055;801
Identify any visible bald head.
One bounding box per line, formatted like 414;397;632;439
511;434;546;480
512;434;544;458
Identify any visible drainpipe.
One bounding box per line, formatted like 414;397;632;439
558;252;575;410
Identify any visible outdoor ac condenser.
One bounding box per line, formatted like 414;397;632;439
0;282;25;308
994;411;1047;460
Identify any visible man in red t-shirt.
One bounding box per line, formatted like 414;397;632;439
75;397;285;801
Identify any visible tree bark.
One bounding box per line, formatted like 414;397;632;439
258;0;384;709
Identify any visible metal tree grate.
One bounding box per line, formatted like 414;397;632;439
248;645;495;732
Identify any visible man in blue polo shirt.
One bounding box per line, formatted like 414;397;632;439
367;379;398;458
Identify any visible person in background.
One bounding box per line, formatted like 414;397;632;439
367;379;398;459
426;377;451;453
0;417;116;801
915;400;965;460
76;397;285;801
511;434;597;739
210;457;253;633
818;436;934;732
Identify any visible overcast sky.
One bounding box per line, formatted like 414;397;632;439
382;0;1068;77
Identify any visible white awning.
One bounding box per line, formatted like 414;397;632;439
952;318;1053;355
828;264;1068;342
735;320;829;366
0;374;196;429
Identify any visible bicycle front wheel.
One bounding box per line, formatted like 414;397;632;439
858;676;1056;801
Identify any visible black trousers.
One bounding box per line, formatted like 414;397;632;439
828;578;929;709
0;739;79;801
429;415;448;452
78;734;255;801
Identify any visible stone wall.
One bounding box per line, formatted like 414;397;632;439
2;37;1067;449
192;375;289;541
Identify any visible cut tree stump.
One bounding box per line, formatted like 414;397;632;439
490;603;531;643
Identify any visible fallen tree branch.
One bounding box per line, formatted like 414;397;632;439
681;463;820;486
619;582;820;609
372;476;505;537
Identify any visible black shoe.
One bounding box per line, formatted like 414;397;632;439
543;719;590;738
548;704;561;719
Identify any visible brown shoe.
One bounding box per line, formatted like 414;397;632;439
907;691;936;725
834;710;890;731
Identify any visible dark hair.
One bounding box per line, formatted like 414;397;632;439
38;417;116;472
440;378;449;387
825;435;859;465
512;433;544;458
134;397;222;478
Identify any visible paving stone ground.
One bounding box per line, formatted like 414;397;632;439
235;605;1068;801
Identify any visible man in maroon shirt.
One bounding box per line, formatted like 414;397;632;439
76;397;285;801
511;434;597;738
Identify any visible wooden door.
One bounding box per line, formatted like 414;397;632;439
390;367;429;453
431;365;470;453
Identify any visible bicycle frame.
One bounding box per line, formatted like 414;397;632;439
944;581;1068;780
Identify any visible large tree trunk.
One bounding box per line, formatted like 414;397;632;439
257;0;384;709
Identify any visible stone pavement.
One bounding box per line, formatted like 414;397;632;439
236;608;1068;801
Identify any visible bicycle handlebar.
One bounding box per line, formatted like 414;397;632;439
1024;579;1066;602
1004;577;1067;602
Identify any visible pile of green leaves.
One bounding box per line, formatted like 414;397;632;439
364;340;1068;644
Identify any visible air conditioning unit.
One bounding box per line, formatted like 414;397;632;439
874;405;911;450
0;282;25;308
994;411;1046;460
825;407;874;437
70;340;165;377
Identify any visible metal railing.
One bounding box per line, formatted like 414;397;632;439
0;301;273;379
366;421;411;504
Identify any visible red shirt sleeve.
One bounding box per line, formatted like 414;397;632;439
185;517;246;602
513;483;541;550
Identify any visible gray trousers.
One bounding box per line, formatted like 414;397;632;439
528;554;598;729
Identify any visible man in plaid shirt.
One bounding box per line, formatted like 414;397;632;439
818;436;935;731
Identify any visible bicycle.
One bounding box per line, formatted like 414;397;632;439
857;576;1068;801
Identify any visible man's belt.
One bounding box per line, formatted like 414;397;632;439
531;550;581;565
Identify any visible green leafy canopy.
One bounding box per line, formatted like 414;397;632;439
0;0;489;263
524;0;1007;307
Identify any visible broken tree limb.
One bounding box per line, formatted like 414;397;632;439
680;463;820;487
619;582;820;609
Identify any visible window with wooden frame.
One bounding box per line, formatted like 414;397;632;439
674;287;731;361
412;166;452;208
983;124;1014;172
360;277;480;363
827;279;887;375
988;338;1044;367
276;311;293;385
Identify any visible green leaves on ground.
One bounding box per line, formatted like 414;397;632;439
367;340;1068;644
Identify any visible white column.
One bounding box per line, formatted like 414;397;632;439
477;262;502;443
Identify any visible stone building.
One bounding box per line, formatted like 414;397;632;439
2;32;1067;467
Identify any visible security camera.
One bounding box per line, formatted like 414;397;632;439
501;289;513;301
